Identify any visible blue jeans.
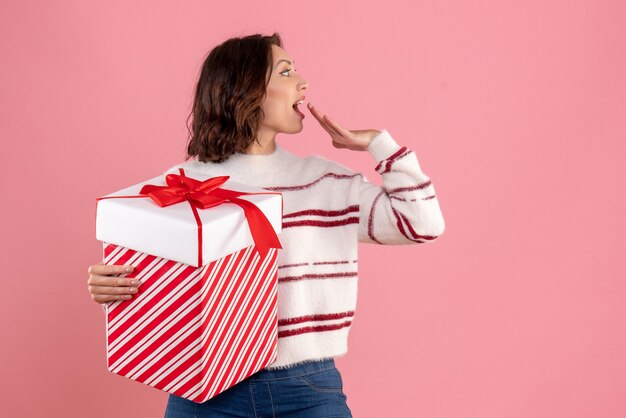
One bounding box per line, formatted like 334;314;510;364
164;358;353;417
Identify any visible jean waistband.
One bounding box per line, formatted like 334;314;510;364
246;358;336;382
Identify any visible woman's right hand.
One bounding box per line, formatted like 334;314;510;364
87;263;141;304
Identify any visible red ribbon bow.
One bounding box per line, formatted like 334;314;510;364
98;168;282;266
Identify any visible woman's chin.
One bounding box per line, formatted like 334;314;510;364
282;122;304;134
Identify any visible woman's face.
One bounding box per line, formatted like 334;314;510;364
261;45;309;135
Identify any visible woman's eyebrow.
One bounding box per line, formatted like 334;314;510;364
275;59;295;68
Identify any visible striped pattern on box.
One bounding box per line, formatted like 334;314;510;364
102;242;278;403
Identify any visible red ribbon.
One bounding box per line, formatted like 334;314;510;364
97;168;282;266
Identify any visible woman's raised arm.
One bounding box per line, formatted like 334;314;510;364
306;102;445;245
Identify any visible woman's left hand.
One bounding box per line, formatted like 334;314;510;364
307;102;380;151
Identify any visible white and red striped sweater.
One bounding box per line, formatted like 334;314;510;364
164;129;445;369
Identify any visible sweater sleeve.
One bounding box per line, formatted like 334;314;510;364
358;129;445;244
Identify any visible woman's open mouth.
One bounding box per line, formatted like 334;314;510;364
292;99;305;119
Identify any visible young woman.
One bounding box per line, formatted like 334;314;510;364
87;33;445;417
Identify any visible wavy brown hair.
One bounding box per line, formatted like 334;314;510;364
185;33;283;163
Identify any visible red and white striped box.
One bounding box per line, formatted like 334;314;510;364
95;168;283;402
102;242;279;403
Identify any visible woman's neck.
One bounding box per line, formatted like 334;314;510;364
245;127;277;155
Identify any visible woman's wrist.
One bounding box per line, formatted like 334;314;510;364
364;129;382;150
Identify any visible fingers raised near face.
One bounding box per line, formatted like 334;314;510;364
308;103;343;137
307;103;332;133
307;103;342;137
322;115;348;139
322;114;352;138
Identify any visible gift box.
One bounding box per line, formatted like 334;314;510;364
95;168;283;403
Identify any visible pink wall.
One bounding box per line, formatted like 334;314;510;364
2;1;625;417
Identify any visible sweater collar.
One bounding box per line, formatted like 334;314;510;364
185;143;295;182
224;143;286;167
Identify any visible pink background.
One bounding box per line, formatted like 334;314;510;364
2;1;625;417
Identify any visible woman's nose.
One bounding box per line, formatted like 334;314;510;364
297;72;309;90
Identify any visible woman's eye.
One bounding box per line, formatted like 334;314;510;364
280;68;291;76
